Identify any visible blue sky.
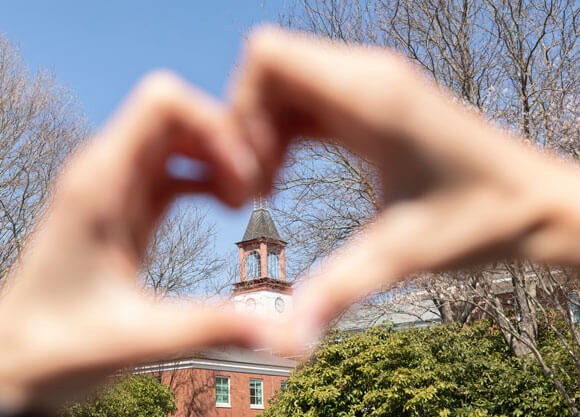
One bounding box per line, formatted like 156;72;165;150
0;0;289;274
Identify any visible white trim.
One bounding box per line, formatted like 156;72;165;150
134;358;293;377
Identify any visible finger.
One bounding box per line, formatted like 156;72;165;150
162;177;250;211
102;70;262;207
42;299;272;371
119;301;270;361
290;189;540;346
231;26;415;159
230;98;290;194
165;178;213;195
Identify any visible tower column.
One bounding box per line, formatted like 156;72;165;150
280;248;286;281
259;241;267;279
239;246;246;281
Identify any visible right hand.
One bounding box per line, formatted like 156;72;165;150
230;27;580;348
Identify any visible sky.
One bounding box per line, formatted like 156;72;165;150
0;0;290;271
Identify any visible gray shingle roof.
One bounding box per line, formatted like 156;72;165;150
242;208;282;241
198;347;298;368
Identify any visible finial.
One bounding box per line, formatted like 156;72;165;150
253;194;268;210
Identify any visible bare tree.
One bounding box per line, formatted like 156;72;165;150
464;264;580;415
142;204;226;300
0;33;231;301
275;142;381;280
0;33;88;285
276;0;579;325
275;1;579;413
280;1;578;153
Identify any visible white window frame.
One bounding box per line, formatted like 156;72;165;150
215;376;231;408
249;378;264;409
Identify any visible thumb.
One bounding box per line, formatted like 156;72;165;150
122;301;270;362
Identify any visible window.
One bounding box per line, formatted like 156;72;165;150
216;376;230;407
246;251;261;279
275;297;285;314
249;378;263;408
268;250;280;279
281;380;287;390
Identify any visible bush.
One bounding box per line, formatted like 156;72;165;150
263;321;574;416
62;374;176;417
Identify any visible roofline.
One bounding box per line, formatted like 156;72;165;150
133;357;295;377
233;277;293;294
235;237;288;247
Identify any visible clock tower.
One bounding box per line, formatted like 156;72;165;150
233;197;293;317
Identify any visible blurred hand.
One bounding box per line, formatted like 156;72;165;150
231;27;580;349
0;72;268;412
1;26;580;412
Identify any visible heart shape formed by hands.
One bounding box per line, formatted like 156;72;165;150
0;26;576;414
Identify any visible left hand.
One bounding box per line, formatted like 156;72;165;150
0;71;268;412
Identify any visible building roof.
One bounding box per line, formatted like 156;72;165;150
334;299;441;332
197;347;298;368
242;208;282;242
135;347;298;377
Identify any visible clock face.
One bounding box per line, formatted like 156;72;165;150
246;298;256;312
275;297;285;313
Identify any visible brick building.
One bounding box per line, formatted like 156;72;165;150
140;198;297;417
139;348;295;417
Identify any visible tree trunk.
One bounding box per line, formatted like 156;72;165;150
511;261;538;355
433;298;475;325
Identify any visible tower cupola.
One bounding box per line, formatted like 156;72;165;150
233;197;292;315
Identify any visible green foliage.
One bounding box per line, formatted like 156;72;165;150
263;322;576;417
62;374;176;417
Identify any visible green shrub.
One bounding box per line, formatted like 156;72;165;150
263;321;575;417
62;374;176;417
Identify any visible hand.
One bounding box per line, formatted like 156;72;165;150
231;27;580;348
0;72;268;412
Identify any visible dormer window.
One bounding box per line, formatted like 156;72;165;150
246;250;261;279
268;250;280;279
